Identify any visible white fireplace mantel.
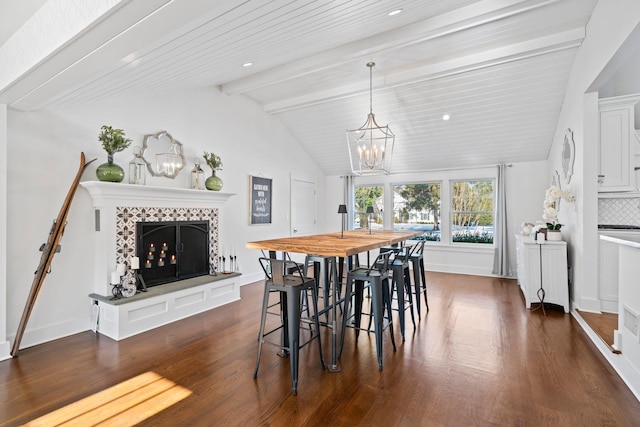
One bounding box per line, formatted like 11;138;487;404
78;181;239;340
80;181;235;208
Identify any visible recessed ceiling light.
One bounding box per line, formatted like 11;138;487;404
242;62;253;67
442;114;450;121
388;9;403;16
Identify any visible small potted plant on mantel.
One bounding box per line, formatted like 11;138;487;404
96;125;132;183
203;151;223;191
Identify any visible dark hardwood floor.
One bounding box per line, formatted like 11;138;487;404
576;309;619;351
1;272;640;426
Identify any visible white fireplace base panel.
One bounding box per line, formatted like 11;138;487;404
90;274;240;340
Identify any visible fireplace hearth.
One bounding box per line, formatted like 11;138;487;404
80;181;241;341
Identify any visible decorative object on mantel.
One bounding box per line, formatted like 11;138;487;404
96;125;132;182
346;61;395;176
128;146;146;185
141;131;185;179
542;185;575;240
203;151;223;191
191;158;206;190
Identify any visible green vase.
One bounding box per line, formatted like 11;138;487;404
205;171;223;191
96;154;125;183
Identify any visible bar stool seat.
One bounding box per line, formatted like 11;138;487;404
254;257;325;395
339;251;395;371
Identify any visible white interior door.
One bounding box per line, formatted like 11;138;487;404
290;177;316;237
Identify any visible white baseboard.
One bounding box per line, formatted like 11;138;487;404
0;340;11;361
578;296;602;313
10;316;91;353
238;271;263;285
426;263;494;277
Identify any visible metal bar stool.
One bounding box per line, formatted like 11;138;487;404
409;240;429;317
339;251;396;371
375;245;416;341
254;257;325;395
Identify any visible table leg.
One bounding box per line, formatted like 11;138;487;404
327;257;341;372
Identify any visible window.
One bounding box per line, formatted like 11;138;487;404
393;183;441;241
450;180;494;244
354;185;383;231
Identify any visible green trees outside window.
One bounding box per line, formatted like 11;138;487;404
393;183;441;241
451;180;494;244
354;186;383;230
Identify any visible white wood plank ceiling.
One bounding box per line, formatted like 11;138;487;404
0;0;598;175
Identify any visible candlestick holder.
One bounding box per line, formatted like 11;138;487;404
111;277;124;300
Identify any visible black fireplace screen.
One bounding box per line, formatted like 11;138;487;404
136;220;210;287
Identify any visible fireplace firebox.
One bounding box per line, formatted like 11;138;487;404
136;220;210;287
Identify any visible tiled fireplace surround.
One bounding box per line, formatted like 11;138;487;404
80;181;239;340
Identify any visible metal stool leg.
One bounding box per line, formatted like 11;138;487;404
392;263;406;340
382;276;396;352
420;257;428;311
411;257;422;318
253;283;272;378
286;287;302;395
404;265;416;330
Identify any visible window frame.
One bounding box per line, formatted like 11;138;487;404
352;183;384;231
391;181;442;243
449;178;496;246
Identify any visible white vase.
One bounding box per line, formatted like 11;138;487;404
547;230;562;241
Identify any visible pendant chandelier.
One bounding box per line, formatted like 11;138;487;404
346;62;395;175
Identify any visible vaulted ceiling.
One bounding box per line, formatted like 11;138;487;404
0;0;598;175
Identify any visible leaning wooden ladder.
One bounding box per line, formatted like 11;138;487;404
11;152;95;357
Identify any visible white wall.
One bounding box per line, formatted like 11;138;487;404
548;0;640;312
544;0;640;399
4;86;324;355
0;104;9;359
323;160;548;277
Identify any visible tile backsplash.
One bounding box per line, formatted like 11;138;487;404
598;197;640;225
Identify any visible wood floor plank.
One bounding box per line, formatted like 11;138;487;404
1;272;640;426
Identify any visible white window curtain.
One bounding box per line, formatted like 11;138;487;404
492;164;511;277
343;175;355;229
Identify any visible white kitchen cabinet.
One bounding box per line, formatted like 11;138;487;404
515;234;569;313
598;94;640;192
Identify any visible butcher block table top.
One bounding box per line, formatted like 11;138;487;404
246;230;423;257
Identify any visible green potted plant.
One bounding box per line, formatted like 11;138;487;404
96;125;132;182
203;151;223;191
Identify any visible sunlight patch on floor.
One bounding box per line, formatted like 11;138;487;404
23;371;191;426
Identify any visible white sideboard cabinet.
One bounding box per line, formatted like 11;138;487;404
598;94;640;192
515;234;569;313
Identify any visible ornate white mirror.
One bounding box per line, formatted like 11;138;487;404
562;128;575;184
141;131;185;179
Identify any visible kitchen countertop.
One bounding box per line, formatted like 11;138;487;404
600;233;640;248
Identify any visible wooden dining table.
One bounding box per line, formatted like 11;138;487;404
246;229;423;371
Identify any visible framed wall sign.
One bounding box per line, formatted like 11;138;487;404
250;176;272;224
